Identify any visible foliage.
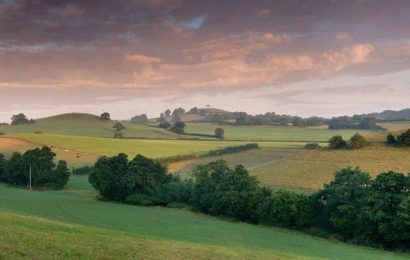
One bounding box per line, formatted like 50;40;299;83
89;153;171;202
113;123;126;138
170;121;186;134
328;116;383;130
396;129;410;146
328;135;347;149
11;113;35;125
100;112;111;120
214;128;224;139
386;133;397;145
348;133;367;149
130;114;149;124
159;121;172;129
0;146;69;189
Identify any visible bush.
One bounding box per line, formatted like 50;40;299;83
396;129;410;146
0;132;5;136
214;128;225;139
348;133;367;149
304;143;320;150
386;133;397;145
328;135;347;149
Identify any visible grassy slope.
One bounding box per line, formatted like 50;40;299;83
185;124;380;142
0;213;304;260
0;176;407;260
0;113;202;139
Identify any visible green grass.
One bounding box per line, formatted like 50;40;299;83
0;113;208;139
0;176;407;259
185;123;381;142
0;212;304;260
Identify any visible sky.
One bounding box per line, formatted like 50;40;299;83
1;0;410;122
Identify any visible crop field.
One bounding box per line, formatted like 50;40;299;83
185;123;381;142
253;144;410;191
0;176;407;260
171;144;410;193
0;113;205;140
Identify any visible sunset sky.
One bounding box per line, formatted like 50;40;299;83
1;0;410;121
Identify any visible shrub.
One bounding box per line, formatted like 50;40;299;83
386;133;397;145
348;133;367;149
396;129;410;146
328;135;347;149
304;143;320;150
0;132;5;136
214;128;225;139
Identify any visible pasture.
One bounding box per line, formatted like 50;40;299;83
185;123;380;142
0;176;407;260
0;113;204;139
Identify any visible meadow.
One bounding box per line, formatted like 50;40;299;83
0;176;407;260
185;123;380;142
0;113;202;139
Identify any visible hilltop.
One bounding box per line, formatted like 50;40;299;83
0;113;196;139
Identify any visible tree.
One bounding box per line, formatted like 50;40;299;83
170;121;185;134
159;121;171;129
164;109;171;117
386;133;397;145
349;133;367;149
328;135;347;149
366;171;410;249
396;129;410;146
172;108;185;116
311;167;372;240
0;147;69;189
11;113;34;125
113;123;126;138
0;153;6;182
172;114;182;123
130;114;148;124
214;128;224;139
89;153;171;203
100;112;111;120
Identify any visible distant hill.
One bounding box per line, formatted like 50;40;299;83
0;113;195;139
364;108;410;121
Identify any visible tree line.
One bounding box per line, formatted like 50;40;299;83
0;147;69;189
90;154;409;251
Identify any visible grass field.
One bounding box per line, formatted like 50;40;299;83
0;176;407;259
185;123;381;142
0;113;207;139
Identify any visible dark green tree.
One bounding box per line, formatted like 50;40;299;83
386;133;397;145
328;135;347;149
170;121;186;134
100;112;111;120
214;128;225;139
11;113;34;125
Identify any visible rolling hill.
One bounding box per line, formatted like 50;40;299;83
0;176;407;259
0;113;203;139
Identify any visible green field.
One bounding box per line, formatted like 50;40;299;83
185;123;381;142
0;113;206;139
0;176;407;259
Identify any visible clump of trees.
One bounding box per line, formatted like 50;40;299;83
130;114;148;124
100;112;111;120
214;128;224;139
90;157;410;251
328;116;383;130
11;113;35;125
170;121;186;134
304;143;320;150
0;147;69;189
386;129;410;147
328;133;367;150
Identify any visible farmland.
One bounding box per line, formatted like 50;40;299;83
185;123;381;142
0;176;407;260
172;144;410;193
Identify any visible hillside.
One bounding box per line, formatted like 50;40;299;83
364;108;410;121
0;113;202;139
0;176;407;260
